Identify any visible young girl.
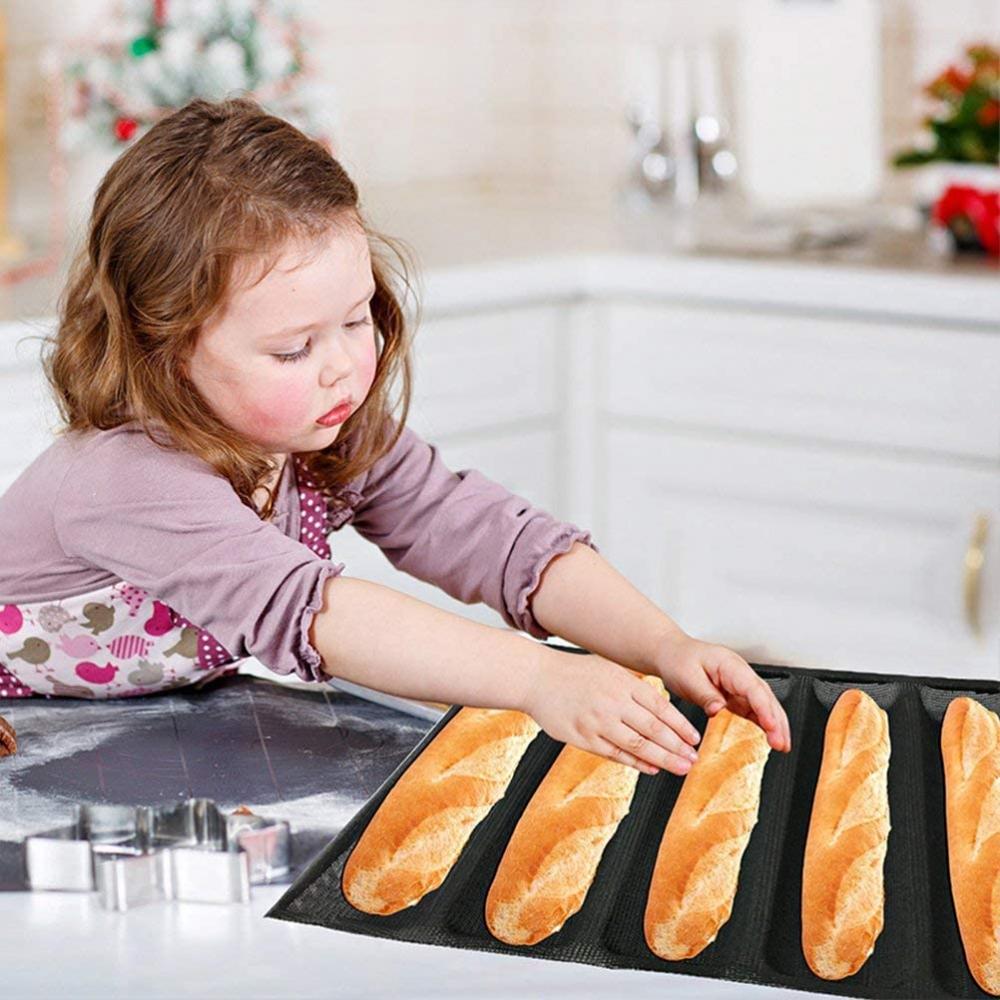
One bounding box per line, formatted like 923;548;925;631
0;97;790;778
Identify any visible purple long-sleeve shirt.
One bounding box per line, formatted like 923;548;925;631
0;418;597;686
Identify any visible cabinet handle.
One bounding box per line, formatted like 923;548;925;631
963;512;990;638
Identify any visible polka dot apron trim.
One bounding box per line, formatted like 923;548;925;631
0;455;349;699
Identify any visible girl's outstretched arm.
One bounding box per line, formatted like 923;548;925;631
529;542;792;752
310;574;705;775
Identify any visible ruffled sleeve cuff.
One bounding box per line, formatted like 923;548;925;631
295;559;347;683
501;521;599;640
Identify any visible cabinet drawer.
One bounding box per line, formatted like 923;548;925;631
602;302;1000;460
600;426;1000;680
409;304;561;436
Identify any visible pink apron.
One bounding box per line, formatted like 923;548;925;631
0;456;350;700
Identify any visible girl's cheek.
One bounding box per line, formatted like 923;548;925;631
242;383;313;435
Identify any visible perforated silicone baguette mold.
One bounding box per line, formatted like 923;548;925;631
268;652;1000;1000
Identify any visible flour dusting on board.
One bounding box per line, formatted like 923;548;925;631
0;679;432;850
0;697;201;840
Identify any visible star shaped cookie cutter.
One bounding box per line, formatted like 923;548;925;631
23;798;291;911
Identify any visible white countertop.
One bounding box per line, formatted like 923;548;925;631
0;883;837;999
362;178;999;327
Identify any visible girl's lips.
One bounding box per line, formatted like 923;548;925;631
317;401;352;426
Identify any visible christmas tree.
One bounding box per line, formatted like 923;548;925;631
55;0;332;151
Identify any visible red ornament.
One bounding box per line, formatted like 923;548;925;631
932;184;1000;256
114;117;138;142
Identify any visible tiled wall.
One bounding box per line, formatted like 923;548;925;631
3;0;998;238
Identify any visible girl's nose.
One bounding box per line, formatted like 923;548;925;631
319;341;353;385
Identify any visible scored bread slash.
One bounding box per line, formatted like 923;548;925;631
0;714;16;757
485;673;668;946
643;708;771;961
941;696;1000;997
801;688;891;980
341;706;541;916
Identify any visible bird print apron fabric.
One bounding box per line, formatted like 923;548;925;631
0;456;339;700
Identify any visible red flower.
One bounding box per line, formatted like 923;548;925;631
977;100;1000;127
944;65;972;91
113;117;138;142
926;64;972;98
933;185;1000;256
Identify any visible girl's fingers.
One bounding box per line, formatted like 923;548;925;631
604;719;696;776
757;682;791;750
621;703;699;766
590;734;653;774
631;679;701;746
721;671;791;751
719;655;780;732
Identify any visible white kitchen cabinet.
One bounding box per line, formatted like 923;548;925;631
601;301;1000;461
404;302;562;435
595;301;1000;680
2;256;998;684
600;426;1000;679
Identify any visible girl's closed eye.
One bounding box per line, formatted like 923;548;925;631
273;315;373;364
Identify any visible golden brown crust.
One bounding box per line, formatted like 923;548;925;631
485;674;667;945
801;689;891;980
941;696;1000;996
0;714;16;757
342;706;540;915
643;709;771;960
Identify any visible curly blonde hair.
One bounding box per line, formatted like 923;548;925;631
31;95;418;522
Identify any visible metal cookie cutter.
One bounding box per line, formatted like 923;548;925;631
23;798;291;911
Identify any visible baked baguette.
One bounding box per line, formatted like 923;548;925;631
801;688;891;980
342;706;541;915
941;696;1000;997
485;673;668;945
644;708;771;960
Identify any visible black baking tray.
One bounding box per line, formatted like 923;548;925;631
265;644;1000;999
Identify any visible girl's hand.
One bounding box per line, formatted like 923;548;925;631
521;649;704;776
654;630;792;753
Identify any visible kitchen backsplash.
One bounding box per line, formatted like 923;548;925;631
3;0;998;229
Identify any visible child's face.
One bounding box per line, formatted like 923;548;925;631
187;224;378;459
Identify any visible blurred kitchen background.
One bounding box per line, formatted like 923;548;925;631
0;0;998;691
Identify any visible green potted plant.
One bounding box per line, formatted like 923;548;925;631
892;42;999;255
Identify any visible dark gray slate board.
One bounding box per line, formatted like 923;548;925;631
0;674;433;891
